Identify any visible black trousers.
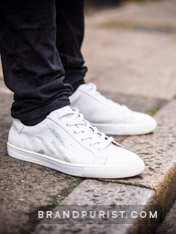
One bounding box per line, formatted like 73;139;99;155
0;0;86;125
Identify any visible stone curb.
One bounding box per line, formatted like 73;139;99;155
33;181;158;234
33;99;176;234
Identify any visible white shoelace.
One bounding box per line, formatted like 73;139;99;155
87;83;131;113
60;107;114;150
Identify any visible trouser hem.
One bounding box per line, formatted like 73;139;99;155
12;98;70;126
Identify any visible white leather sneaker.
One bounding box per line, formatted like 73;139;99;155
70;83;157;135
7;106;144;178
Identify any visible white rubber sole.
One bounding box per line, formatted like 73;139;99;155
7;142;145;179
92;121;157;135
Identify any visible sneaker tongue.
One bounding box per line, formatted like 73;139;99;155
48;106;74;119
79;83;96;92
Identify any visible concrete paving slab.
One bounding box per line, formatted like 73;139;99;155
87;0;176;29
83;23;176;100
33;180;156;234
102;91;166;114
59;180;155;206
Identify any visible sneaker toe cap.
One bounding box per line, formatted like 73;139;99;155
106;144;144;165
127;112;157;134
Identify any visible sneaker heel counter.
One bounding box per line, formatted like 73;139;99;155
8;124;15;144
8;120;24;145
